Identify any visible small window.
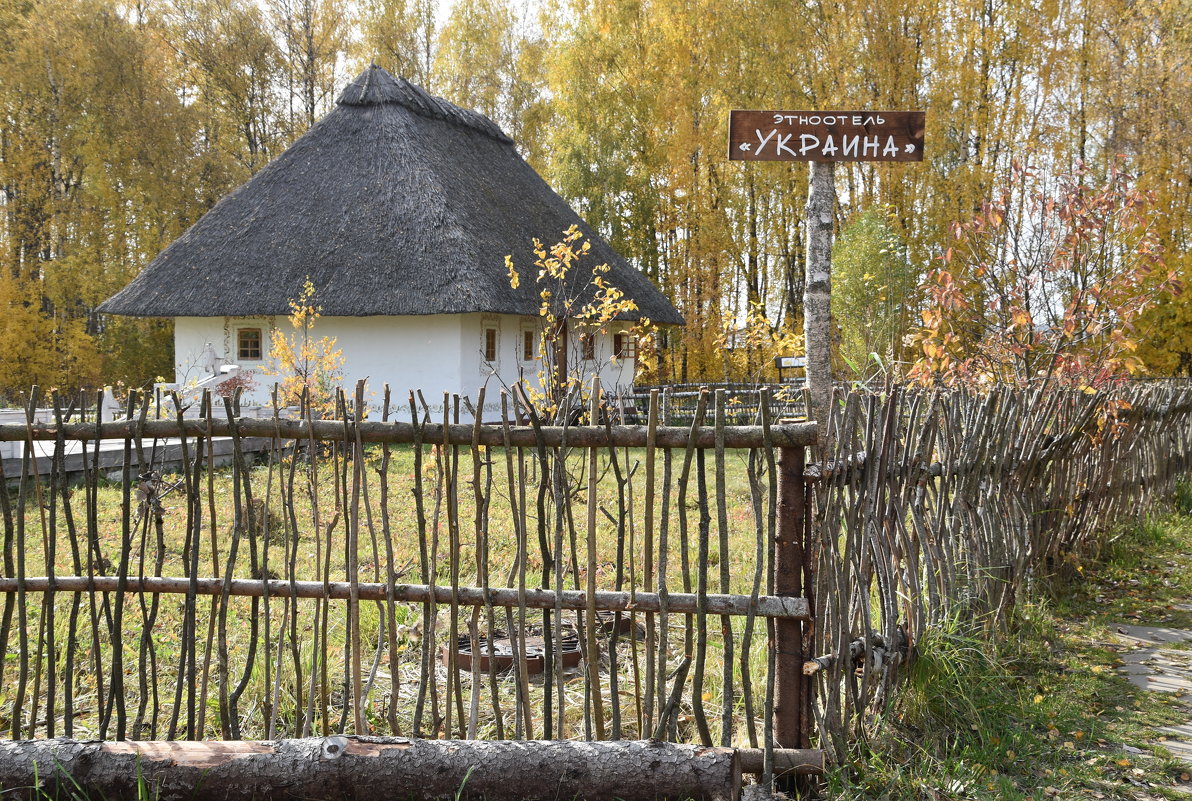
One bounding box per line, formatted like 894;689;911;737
580;333;596;361
613;333;636;359
484;327;498;362
522;330;535;361
238;328;262;361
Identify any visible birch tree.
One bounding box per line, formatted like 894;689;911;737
803;162;836;434
357;0;437;90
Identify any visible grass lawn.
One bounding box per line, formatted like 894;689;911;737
2;440;777;744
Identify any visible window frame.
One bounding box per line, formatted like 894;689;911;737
522;329;536;362
237;327;263;361
484;326;499;363
613;332;636;360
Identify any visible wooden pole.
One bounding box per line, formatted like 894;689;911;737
773;446;806;766
0;575;811;619
803;160;836;453
0;738;741;801
800;470;816;755
0;419;818;450
554;320;568;409
585;378;605;739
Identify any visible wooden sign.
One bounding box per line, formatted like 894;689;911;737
728;110;925;162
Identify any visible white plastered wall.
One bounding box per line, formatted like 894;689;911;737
176;315;465;411
457;313;637;414
174;313;637;416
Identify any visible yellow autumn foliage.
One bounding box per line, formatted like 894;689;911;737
1;0;1190;398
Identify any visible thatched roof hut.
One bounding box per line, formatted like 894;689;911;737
99;65;683;327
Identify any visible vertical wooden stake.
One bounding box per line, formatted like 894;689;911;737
774;446;806;769
586;377;606;739
554;321;569;407
801;472;816;755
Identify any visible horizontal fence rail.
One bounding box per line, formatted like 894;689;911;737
0;576;810;619
0;736;825;801
0;418;817;449
621;384;808;427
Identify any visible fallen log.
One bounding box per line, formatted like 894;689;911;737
0;737;740;801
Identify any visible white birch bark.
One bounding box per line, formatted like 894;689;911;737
803;160;836;454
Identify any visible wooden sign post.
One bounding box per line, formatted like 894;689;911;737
730;114;924;798
728;110;925;447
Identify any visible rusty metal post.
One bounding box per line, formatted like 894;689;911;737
774;445;806;763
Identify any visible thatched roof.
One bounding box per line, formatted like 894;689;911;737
99;66;683;326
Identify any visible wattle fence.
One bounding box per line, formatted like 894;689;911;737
809;382;1192;759
0;380;1189;798
0;385;819;799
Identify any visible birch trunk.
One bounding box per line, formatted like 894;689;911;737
803;160;836;452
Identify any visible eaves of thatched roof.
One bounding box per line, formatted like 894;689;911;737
99;65;684;326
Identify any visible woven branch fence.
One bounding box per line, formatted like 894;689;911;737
620;385;807;427
0;379;1190;788
0;384;819;787
809;382;1192;760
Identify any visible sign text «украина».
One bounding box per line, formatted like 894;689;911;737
727;111;925;163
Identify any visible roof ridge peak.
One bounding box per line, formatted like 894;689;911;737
337;64;512;144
